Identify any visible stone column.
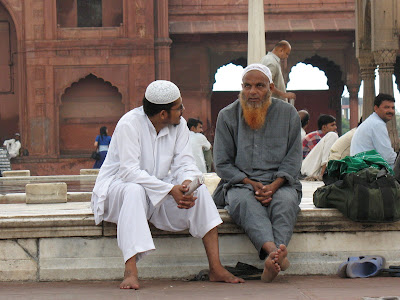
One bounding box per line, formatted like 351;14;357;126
357;52;376;120
247;0;265;65
373;49;397;96
329;83;344;135
347;84;360;128
154;0;172;80
373;49;399;151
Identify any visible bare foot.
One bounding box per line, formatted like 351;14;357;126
261;251;281;283
120;271;140;289
209;265;245;283
275;244;290;271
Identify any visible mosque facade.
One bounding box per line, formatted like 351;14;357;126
0;0;399;174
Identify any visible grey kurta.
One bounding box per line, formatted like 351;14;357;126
213;98;302;259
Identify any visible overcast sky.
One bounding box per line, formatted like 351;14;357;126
213;63;400;112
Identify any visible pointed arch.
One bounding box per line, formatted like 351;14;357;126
0;1;23;142
58;73;124;155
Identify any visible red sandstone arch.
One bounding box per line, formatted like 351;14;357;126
0;1;23;143
58;74;124;155
56;68;128;107
0;1;22;37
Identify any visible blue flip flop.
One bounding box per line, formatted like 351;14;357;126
337;256;363;278
346;255;386;278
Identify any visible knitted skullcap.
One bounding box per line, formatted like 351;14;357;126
145;80;181;104
242;63;273;83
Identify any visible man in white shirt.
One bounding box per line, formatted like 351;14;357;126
187;118;212;173
260;40;296;103
351;93;397;169
3;133;21;158
91;80;243;290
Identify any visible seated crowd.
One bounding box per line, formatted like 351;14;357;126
90;57;398;290
300;93;399;181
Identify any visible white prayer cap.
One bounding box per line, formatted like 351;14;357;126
145;80;181;104
242;64;273;83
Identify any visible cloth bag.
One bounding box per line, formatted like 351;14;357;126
313;167;400;222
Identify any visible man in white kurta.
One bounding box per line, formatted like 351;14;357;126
188;118;212;173
91;80;243;289
3;133;21;158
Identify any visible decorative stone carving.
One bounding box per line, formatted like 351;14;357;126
373;49;397;66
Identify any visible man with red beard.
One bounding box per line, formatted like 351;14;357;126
213;64;302;282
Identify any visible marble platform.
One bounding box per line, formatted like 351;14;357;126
0;174;399;282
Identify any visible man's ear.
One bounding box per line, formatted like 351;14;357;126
269;82;275;91
373;105;378;112
159;110;169;120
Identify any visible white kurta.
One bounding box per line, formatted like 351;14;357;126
301;132;338;177
189;131;211;173
91;107;222;262
3;139;21;158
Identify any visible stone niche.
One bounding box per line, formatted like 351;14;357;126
58;74;124;155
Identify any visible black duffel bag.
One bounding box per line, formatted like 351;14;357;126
313;167;400;223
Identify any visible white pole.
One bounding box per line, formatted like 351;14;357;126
247;0;266;65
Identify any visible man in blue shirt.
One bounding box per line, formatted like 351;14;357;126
350;93;397;169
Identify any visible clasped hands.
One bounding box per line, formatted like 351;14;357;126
244;178;277;207
169;179;197;209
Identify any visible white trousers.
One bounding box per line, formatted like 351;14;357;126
301;132;338;177
103;178;222;262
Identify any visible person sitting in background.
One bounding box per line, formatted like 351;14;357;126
298;110;309;141
302;114;337;159
187;118;212;173
327;118;362;162
301;115;338;180
93;126;111;169
351;93;398;172
3;133;21;159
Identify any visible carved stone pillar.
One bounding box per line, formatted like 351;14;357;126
357;52;376;120
373;49;399;151
347;84;359;128
373;49;397;96
154;0;172;80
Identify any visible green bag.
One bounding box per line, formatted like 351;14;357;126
313;167;400;222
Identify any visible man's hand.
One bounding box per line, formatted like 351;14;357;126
242;177;286;207
255;184;277;206
169;180;197;209
284;92;296;100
